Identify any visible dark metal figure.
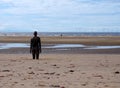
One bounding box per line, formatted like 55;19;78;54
30;31;41;59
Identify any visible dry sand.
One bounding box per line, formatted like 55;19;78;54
0;54;120;88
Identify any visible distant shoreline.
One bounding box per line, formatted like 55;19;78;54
0;32;120;36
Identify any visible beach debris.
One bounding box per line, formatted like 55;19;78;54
44;72;55;75
0;74;13;78
50;84;60;88
14;81;18;84
104;85;109;87
56;74;60;76
69;70;74;72
93;74;103;79
81;84;87;86
52;64;57;66
0;75;5;77
114;71;120;74
28;71;35;74
2;70;10;72
28;67;32;69
52;64;60;68
81;82;88;86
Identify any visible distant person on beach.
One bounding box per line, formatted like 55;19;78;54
60;34;63;38
30;31;41;59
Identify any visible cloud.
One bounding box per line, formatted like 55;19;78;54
0;0;120;32
1;0;120;16
0;0;74;15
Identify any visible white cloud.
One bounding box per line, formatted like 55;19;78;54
1;0;120;15
0;0;120;32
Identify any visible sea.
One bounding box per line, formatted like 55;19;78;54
0;32;120;36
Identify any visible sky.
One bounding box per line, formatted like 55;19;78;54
0;0;120;32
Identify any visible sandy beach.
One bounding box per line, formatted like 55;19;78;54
0;36;120;88
0;54;120;88
0;0;120;87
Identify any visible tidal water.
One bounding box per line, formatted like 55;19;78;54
0;43;29;49
0;43;120;50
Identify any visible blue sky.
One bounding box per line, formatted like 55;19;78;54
0;0;120;32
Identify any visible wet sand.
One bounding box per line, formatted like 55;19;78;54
0;36;120;54
0;47;120;54
0;36;120;45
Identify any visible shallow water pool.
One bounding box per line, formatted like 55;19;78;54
0;43;120;50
